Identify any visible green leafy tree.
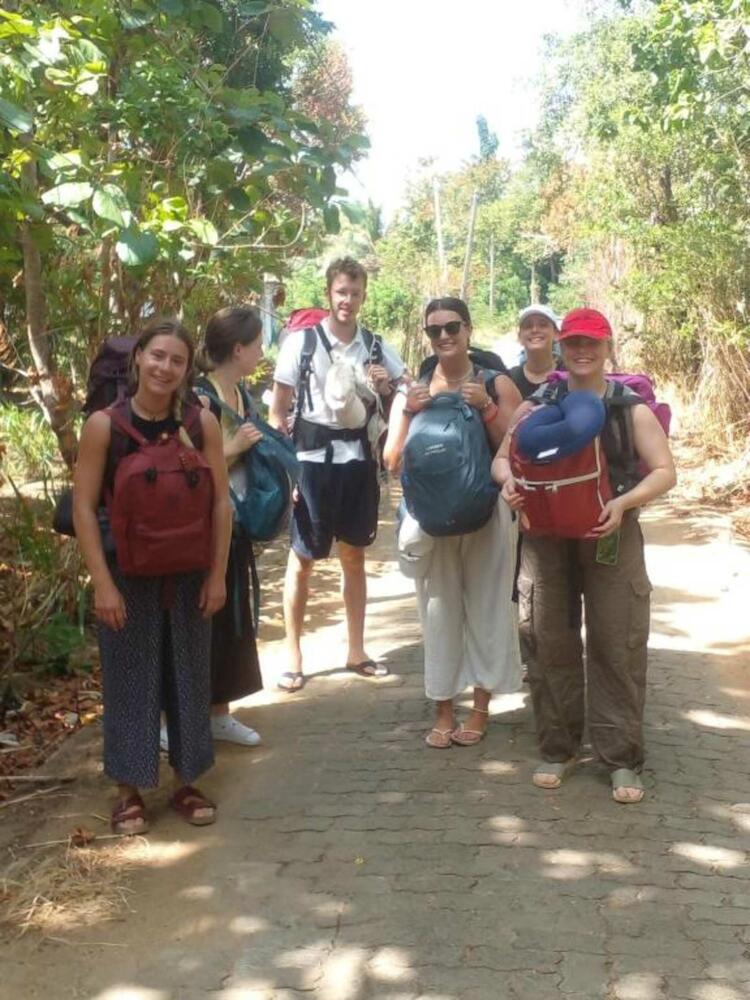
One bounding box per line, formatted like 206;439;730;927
0;0;367;464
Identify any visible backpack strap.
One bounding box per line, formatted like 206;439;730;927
194;375;222;421
533;379;565;406
196;381;243;427
107;404;150;447
295;324;324;424
180;402;204;449
602;381;642;495
361;328;384;367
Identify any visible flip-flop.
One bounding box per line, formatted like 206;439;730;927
345;659;389;678
451;708;489;746
532;759;576;789
277;671;306;693
611;768;644;804
425;727;454;749
451;727;486;747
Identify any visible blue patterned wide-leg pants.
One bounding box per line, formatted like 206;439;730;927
98;569;214;788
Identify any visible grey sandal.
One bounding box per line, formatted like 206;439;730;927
610;768;644;804
532;759;575;789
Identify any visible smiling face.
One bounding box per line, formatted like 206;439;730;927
424;308;471;362
519;312;557;356
327;272;366;327
559;335;610;378
134;334;191;399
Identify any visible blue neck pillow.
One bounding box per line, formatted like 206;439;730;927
516;390;606;462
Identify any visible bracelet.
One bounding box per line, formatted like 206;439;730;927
481;402;499;424
403;408;417;416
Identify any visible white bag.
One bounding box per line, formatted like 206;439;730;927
397;507;435;579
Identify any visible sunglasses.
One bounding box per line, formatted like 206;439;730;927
424;320;464;338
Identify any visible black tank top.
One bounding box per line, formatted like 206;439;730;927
128;411;179;447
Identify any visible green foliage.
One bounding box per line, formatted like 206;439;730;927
0;405;69;491
2;496;89;677
0;0;368;390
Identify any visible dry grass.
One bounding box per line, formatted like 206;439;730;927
0;837;143;937
668;387;750;541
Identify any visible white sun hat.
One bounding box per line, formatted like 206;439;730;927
518;304;560;330
324;360;368;428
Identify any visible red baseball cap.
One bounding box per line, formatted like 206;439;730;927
559;308;612;341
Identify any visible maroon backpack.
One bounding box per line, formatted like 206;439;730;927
105;401;214;577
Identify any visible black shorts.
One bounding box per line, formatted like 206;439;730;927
291;459;380;560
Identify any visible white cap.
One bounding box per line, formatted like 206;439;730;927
518;304;560;330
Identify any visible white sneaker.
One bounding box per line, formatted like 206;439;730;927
210;715;262;746
159;725;169;752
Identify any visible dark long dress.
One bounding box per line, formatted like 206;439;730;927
98;412;213;786
195;376;263;705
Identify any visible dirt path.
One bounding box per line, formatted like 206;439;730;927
2;486;750;1000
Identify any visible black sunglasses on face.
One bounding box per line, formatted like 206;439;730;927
424;320;464;338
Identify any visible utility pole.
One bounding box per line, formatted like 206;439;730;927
460;190;479;300
489;233;495;315
433;176;447;292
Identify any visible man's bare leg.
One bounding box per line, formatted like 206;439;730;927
338;541;368;666
281;548;313;689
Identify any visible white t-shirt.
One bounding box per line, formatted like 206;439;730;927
274;319;405;463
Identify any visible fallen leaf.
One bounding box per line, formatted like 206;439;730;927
70;826;96;848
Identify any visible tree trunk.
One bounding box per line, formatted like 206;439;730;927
20;159;78;469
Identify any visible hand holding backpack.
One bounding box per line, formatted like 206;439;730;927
197;381;300;543
401;381;499;538
508;391;613;539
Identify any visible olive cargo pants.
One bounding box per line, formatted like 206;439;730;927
518;514;652;772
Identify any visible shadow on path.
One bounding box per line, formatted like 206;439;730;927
3;493;750;1000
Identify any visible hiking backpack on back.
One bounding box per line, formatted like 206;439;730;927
82;336;137;416
53;336;137;538
547;370;671;438
401;393;498;537
106;400;214;576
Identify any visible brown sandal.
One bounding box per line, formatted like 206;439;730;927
170;785;217;826
111;793;149;835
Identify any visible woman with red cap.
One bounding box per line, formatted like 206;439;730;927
493;308;676;803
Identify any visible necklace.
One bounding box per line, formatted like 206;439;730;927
435;365;474;386
131;399;171;421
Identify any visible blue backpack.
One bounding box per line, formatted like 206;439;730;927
401;391;498;537
197;379;299;543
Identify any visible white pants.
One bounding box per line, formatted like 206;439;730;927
415;501;522;701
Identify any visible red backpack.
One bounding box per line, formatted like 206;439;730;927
105;401;214;576
509;411;613;539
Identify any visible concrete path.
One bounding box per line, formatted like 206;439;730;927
3;487;750;1000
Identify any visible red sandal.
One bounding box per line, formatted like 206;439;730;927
111;793;149;835
169;785;217;826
